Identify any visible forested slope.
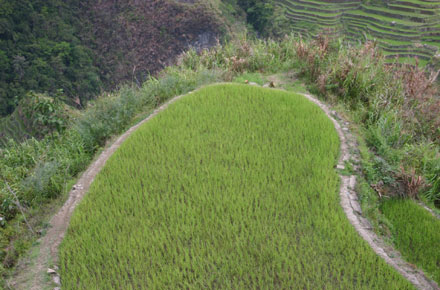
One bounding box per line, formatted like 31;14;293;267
0;0;223;117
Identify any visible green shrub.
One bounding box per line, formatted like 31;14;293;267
427;167;440;204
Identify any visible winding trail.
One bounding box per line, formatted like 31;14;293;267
16;91;190;290
12;84;439;289
300;93;439;290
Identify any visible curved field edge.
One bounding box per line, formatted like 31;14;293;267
12;86;191;290
59;84;412;289
305;91;440;290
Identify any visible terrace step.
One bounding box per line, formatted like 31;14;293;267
277;0;440;66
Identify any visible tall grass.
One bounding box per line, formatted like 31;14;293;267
60;84;412;289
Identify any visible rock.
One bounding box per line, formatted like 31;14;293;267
349;192;358;201
47;268;57;274
336;164;345;170
53;275;61;285
190;31;218;53
359;217;373;230
349;176;356;190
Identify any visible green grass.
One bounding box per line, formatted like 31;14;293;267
60;84;412;289
381;199;440;284
232;72;264;85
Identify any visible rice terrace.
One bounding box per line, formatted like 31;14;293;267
2;1;440;289
57;84;412;289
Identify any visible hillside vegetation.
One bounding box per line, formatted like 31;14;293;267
276;0;440;66
1;2;440;286
60;84;412;289
2;34;440;288
0;0;223;117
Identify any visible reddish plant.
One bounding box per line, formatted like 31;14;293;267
314;33;330;59
295;37;309;60
397;166;425;199
394;62;440;142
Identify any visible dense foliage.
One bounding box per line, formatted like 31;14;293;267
236;0;274;32
0;0;222;118
0;0;101;116
230;0;290;37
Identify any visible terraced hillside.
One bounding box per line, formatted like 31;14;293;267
60;84;413;289
277;0;440;66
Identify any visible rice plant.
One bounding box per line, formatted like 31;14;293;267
60;84;412;289
381;199;440;284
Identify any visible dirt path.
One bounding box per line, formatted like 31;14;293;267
419;202;440;220
10;83;439;289
10;92;190;290
300;92;439;290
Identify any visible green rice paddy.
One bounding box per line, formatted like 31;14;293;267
60;84;412;289
381;199;440;284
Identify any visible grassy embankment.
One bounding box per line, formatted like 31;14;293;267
59;84;412;289
381;199;440;283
